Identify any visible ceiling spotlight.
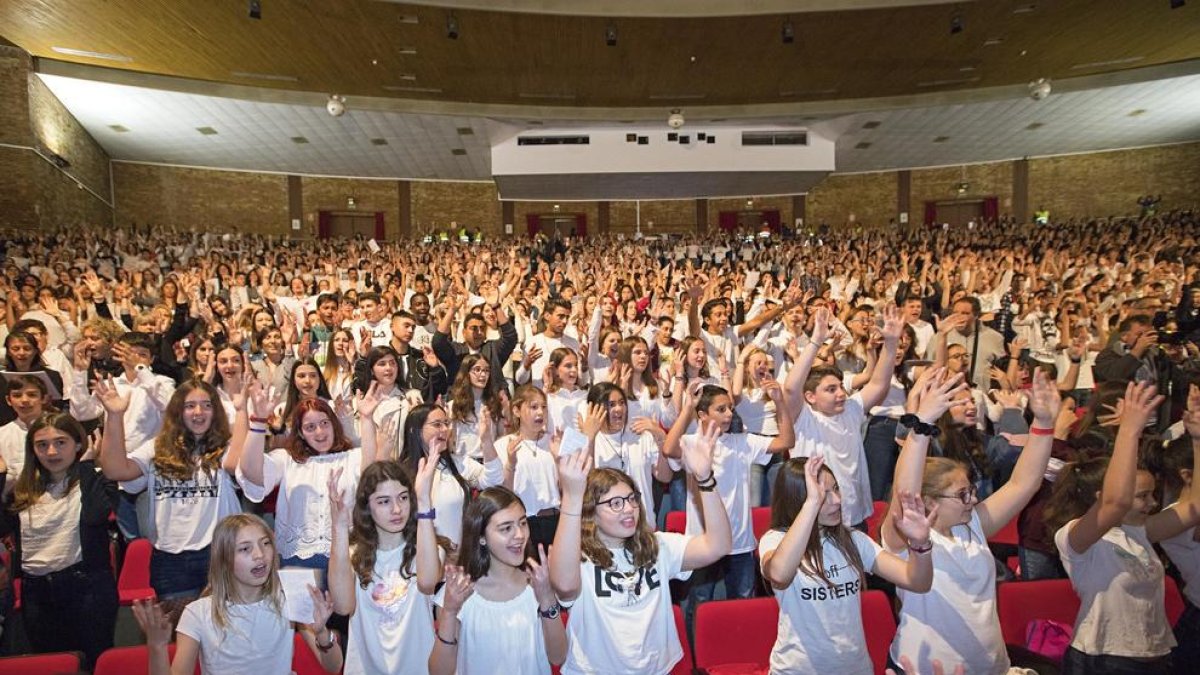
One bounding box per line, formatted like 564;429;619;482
606;23;617;47
782;18;794;44
1028;77;1051;100
249;0;261;19
326;94;346;117
950;14;963;34
1170;0;1185;7
446;12;459;39
667;109;685;129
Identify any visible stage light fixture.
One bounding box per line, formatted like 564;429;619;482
950;15;963;34
249;0;261;19
782;19;794;44
606;23;617;46
447;12;459;39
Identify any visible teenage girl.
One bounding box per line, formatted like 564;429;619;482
495;385;562;550
545;347;586;437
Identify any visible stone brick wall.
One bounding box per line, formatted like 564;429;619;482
707;196;795;231
609;199;695;233
410;181;502;236
0;48;32;146
808;172;897;228
910;162;1015;217
1028;143;1200;219
302;176;401;239
113;162;289;234
27;72;111;198
511;201;600;237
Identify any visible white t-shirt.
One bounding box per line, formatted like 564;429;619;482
759;529;880;675
351;318;392;348
680;431;773;555
546;389;587;438
890;510;1008;675
434;584;550;675
19;483;83;575
122;443;242;554
1159;514;1200;608
561;532;693;674
791;394;872;526
0;419;29;489
237;447;363;560
735;388;779;436
496;434;560;514
429;455;505;546
1055;520;1175;658
344;543;436;675
177;596;294;675
700;326;738;374
522;333;581;389
593;429;663;526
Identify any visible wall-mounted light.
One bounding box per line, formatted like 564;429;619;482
347;196;357;209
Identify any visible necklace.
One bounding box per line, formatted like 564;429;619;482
613;548;641;606
597;430;629;472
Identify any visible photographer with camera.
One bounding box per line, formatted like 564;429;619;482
1094;314;1199;435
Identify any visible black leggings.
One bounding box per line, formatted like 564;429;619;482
1062;646;1170;675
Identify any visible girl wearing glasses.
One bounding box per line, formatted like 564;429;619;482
1045;382;1200;674
759;454;935;674
447;353;505;463
237;382;385;571
883;369;1060;674
398;403;505;547
576;384;672;525
548;422;732;674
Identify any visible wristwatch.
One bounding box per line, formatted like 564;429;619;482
538;602;563;619
415;508;437;520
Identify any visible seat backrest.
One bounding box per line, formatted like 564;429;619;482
95;643;186;675
751;507;772;541
694;597;779;670
119;538;154;590
1165;575;1185;626
672;604;694;675
665;510;686;534
861;590;897;675
0;652;80;674
866;501;889;542
997;579;1080;645
988;516;1020;546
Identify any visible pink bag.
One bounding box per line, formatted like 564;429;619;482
1025;619;1073;661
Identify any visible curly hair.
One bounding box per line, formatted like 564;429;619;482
580;468;658;570
350;461;418;588
286;398;353;463
153;380;231;482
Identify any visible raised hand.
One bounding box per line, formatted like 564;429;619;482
556;444;592;498
803;453;828;507
131;599;173;648
414;456;438;508
522;346;543;370
82;428;103;462
893;490;937;546
526;544;556;610
357;327;373;358
683;419;719;480
761;378;785;402
991;388;1024;410
1120;380;1164;432
307;585;335;633
1027;368;1062;425
94;375;131;415
914;370;967;423
441;565;475;613
326;467;349;529
879;303;903;342
810;307;831;346
422;346;441;369
577;403;606;439
355;381;383;419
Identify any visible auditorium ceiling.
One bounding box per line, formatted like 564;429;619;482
1;0;1198;113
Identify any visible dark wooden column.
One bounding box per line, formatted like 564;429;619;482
501;201;515;238
696;199;708;234
897;170;912;231
397;180;412;238
792;194;807;230
597;201;610;234
1012;159;1029;224
286;175;303;237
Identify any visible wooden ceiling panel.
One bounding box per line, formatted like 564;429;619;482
0;0;1196;108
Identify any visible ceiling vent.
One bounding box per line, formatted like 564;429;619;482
741;131;808;146
517;135;591;146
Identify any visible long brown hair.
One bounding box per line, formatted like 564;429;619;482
581;468;658;569
286;398;353;463
544;347;578;394
458;487;531;581
154;380;231;482
1043;456;1111;535
448;353;503;425
769;458;865;587
203;514;284;633
350;461;417;588
321;328;354;387
616;336;659;398
12;413;84;513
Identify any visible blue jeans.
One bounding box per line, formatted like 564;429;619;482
1064;646;1170;675
1019;546;1066;580
23;564;117;670
150;547;211;599
864;416;899;501
116;491;141;540
686;551;757;628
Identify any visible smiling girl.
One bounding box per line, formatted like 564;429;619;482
495;385;562;549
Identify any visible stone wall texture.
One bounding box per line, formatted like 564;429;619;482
113;162;289;234
808;171;897;228
410;181;502;236
1027;143;1200;219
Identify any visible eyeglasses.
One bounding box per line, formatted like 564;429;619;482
424;419;452;430
595;492;641;513
935;485;978;505
469;366;490;375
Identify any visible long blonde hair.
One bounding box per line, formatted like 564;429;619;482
203;514;285;633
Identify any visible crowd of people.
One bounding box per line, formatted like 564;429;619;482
0;209;1197;674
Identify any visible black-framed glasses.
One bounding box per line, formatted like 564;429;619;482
935;485;978;505
595;492;641;513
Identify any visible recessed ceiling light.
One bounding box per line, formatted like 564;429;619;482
1070;56;1145;70
527;120;544;126
1025;122;1044;130
108;124;129;133
983;38;1004;46
933;136;950;143
231;71;300;82
854;142;872;149
1012;4;1037;13
398;15;419;24
51;46;132;62
456;127;474;135
290;136;309;144
862;121;882;129
381;85;442;93
370;138;389;146
1128;109;1148;117
451;149;467;156
398;47;418;55
959;65;977;72
196;127;218;135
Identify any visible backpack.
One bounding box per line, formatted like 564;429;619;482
1025;618;1074;661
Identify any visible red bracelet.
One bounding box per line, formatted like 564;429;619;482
249;415;270;424
1029;426;1054;436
